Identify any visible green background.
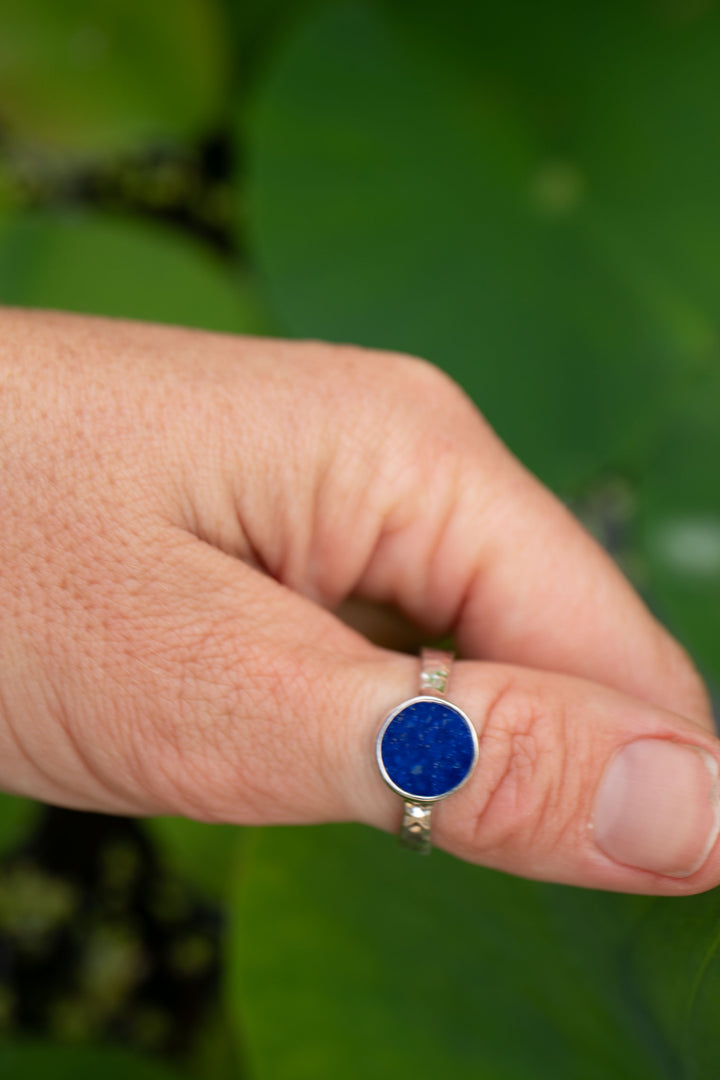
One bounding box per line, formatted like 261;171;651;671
1;0;720;1076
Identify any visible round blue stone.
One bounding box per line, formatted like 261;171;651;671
379;699;476;800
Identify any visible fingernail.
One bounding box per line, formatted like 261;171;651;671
593;739;720;877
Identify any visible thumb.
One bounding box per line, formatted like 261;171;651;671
357;658;720;894
122;545;720;895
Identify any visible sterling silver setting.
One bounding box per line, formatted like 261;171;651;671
375;695;477;804
376;648;478;855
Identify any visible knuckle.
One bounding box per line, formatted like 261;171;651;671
329;343;472;419
467;679;578;859
377;350;470;413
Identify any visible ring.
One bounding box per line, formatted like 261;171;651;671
376;648;478;854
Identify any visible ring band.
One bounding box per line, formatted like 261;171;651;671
376;648;478;854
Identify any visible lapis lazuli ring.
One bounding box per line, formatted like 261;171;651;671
376;648;478;854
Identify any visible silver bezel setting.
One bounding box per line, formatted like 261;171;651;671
376;695;479;804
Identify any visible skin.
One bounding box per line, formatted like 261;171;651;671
0;306;717;894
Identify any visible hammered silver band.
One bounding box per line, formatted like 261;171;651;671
419;647;453;697
399;648;454;854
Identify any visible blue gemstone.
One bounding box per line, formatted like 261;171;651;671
379;699;476;799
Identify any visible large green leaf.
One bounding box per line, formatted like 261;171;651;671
0;0;229;154
637;370;720;686
223;0;321;100
0;212;267;334
245;0;720;490
145;817;243;901
231;824;710;1079
631;886;720;1080
576;2;720;345
188;1008;244;1080
0;1042;186;1080
0;166;17;220
231;824;720;1078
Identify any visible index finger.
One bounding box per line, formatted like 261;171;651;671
339;356;711;728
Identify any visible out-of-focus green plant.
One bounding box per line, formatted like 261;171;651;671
1;0;720;1077
0;212;267;334
0;0;229;154
146;817;243;902
231;824;720;1079
0;1042;187;1079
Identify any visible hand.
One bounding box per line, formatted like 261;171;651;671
0;307;717;893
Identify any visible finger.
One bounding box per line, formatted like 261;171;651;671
171;339;708;726
26;534;720;896
307;354;712;727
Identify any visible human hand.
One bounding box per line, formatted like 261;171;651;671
0;307;717;893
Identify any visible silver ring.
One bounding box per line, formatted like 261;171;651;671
376;648;478;854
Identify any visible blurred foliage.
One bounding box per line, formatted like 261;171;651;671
1;0;720;1077
145;817;243;902
0;795;39;859
0;0;229;155
229;825;720;1079
248;0;673;490
0;212;267;333
0;1041;187;1079
0;808;227;1071
232;826;664;1078
639;368;720;683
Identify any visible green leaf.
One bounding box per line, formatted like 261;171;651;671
637;370;720;685
187;1007;244;1080
576;2;720;352
145;817;243;901
0;1041;186;1080
630;886;720;1080
0;165;18;220
223;0;320;100
244;0;720;490
0;0;230;155
0;794;38;859
0;212;268;334
230;824;673;1079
